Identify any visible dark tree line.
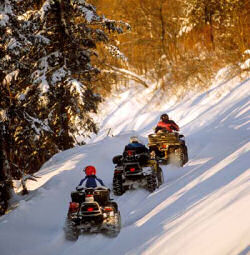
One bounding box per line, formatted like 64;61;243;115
0;0;129;214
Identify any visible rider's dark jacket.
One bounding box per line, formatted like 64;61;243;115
155;120;179;133
123;141;149;165
78;175;105;188
123;141;149;155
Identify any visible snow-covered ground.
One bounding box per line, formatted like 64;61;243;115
0;74;249;255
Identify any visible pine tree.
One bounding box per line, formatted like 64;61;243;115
0;0;129;211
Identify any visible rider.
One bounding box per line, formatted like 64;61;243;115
123;136;150;164
123;136;149;154
77;165;105;189
155;113;179;133
153;114;188;163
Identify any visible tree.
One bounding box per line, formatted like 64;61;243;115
0;0;129;211
92;0;249;93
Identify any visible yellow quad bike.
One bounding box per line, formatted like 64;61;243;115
148;130;188;167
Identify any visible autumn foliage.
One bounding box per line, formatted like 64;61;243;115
92;0;249;94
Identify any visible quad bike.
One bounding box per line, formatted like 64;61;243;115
148;130;188;167
112;151;164;196
64;187;121;241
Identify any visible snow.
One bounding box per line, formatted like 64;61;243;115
39;0;51;20
3;70;19;86
0;73;250;255
243;49;250;55
106;45;128;61
241;49;250;70
82;7;94;23
0;13;9;26
51;67;67;84
76;3;97;23
7;38;22;50
35;34;50;44
38;79;49;94
178;24;193;36
69;79;84;96
24;112;52;134
241;59;250;70
18;93;26;101
32;52;62;95
0;109;7;121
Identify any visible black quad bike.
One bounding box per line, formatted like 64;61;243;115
64;187;121;241
148;130;188;167
112;151;164;196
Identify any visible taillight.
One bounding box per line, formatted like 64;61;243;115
69;202;79;212
127;150;134;156
130;168;136;172
87;207;94;212
104;207;113;212
86;194;93;197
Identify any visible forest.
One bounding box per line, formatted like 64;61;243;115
0;0;249;214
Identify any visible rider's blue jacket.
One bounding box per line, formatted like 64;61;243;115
124;142;149;154
78;175;105;188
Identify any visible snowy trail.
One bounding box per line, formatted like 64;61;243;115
0;76;249;255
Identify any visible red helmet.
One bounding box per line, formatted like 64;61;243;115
84;165;96;176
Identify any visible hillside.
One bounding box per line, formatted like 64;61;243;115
0;74;249;255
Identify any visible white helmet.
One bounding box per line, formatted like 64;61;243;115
130;136;139;143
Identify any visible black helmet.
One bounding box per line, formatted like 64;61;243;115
160;113;169;121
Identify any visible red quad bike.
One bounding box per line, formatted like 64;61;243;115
112;150;164;196
64;187;121;241
148;130;188;167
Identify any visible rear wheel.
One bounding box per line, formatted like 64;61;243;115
113;175;123;196
182;145;189;164
64;218;79;241
157;167;164;186
146;174;157;192
174;147;185;167
105;212;121;237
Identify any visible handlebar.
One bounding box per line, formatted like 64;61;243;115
75;186;109;192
